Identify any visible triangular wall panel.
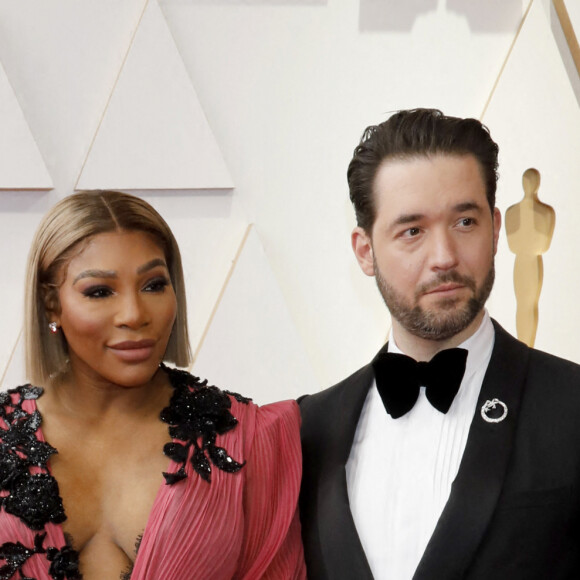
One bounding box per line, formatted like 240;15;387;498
193;225;320;404
483;0;580;363
0;60;52;189
160;196;249;355
554;0;580;75
1;331;25;391
77;0;233;190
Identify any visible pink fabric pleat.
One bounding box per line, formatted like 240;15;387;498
131;398;306;579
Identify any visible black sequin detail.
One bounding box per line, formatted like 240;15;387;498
0;386;64;531
46;544;81;580
4;474;65;531
0;386;81;579
0;533;45;580
160;365;248;483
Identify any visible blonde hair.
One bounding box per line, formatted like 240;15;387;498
25;190;191;385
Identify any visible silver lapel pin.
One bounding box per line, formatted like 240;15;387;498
481;398;508;423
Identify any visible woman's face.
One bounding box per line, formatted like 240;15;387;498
51;230;177;388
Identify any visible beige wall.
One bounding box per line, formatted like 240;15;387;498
0;0;578;402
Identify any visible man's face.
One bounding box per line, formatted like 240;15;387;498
352;153;501;344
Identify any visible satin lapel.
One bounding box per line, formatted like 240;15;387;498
414;322;530;580
317;364;375;580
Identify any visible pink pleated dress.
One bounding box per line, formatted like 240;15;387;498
0;367;306;579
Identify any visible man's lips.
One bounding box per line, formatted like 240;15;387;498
423;283;465;295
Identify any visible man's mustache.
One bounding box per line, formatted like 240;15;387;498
417;271;476;296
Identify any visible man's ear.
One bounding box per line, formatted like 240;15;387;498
492;207;501;255
352;227;375;277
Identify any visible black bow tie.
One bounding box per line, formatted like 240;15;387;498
371;347;468;419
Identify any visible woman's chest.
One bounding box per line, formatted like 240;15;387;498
49;425;170;560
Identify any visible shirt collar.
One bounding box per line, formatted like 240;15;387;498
388;310;495;380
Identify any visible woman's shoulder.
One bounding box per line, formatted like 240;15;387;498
162;364;300;451
249;398;301;432
0;384;44;431
162;364;298;420
162;364;253;416
0;384;44;405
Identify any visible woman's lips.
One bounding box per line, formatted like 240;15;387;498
108;339;156;362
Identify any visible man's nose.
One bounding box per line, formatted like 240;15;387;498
429;230;459;271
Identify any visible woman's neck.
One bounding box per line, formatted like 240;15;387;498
41;366;172;425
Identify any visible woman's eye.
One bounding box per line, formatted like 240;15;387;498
82;286;113;299
144;277;169;293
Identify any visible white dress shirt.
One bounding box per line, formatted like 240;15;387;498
346;312;495;580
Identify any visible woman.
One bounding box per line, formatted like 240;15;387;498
0;191;305;579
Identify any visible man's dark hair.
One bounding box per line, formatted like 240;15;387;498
347;108;499;232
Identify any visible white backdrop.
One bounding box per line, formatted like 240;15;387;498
0;0;578;403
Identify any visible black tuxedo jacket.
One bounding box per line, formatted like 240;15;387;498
299;321;580;579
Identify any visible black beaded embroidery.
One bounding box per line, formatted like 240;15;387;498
0;386;79;579
45;544;81;580
0;531;81;580
0;532;45;579
0;368;249;578
160;364;249;484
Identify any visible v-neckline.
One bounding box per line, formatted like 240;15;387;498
1;366;248;578
30;392;178;572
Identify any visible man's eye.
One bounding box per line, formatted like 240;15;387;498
459;218;475;227
82;286;112;299
404;227;421;237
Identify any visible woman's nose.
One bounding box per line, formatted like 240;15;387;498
115;293;150;329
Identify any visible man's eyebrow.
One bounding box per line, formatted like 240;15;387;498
392;213;424;227
388;201;486;230
137;258;168;274
454;201;483;212
73;270;117;285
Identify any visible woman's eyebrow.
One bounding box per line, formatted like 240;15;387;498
72;269;117;285
72;259;167;285
137;258;168;274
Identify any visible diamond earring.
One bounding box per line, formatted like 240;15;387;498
48;322;58;334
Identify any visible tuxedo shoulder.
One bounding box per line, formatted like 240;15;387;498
527;345;580;373
493;320;580;390
298;363;374;450
299;364;373;415
525;346;580;394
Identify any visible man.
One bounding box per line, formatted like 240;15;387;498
299;109;580;579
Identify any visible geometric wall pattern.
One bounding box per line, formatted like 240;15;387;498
77;0;233;191
192;225;319;404
0;331;24;391
0;0;578;398
0;59;52;189
554;0;580;76
483;0;580;363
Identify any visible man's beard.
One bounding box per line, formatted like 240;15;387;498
374;257;495;342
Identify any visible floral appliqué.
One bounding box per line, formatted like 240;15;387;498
0;386;79;579
0;368;248;578
160;364;249;484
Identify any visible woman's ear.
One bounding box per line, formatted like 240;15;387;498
42;284;61;326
